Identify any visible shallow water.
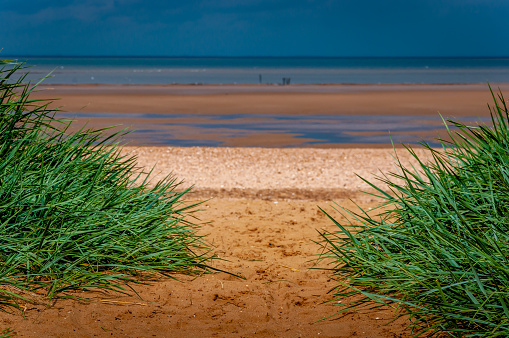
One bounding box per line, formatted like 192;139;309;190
57;112;491;147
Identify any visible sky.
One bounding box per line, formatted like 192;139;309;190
1;0;508;57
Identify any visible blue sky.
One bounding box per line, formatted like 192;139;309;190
1;0;508;57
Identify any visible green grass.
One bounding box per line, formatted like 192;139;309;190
0;328;14;338
0;59;215;312
318;88;509;337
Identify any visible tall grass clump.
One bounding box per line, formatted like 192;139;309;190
319;89;509;337
0;59;214;310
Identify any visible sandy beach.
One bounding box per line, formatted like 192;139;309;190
2;84;508;336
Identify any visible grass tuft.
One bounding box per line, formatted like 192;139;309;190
0;59;215;311
318;87;509;337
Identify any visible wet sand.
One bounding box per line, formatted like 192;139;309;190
31;83;508;147
34;83;507;117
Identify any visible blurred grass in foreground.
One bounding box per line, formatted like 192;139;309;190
319;88;509;337
0;59;215;313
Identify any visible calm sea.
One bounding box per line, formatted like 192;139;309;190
9;56;509;84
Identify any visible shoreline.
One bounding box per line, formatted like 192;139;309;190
37;82;509;94
40;82;509;86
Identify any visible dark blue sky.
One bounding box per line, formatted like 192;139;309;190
2;0;508;57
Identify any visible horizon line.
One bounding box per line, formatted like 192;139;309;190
3;55;509;59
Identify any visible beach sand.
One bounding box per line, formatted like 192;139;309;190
2;84;507;336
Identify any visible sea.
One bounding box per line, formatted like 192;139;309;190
8;56;509;84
